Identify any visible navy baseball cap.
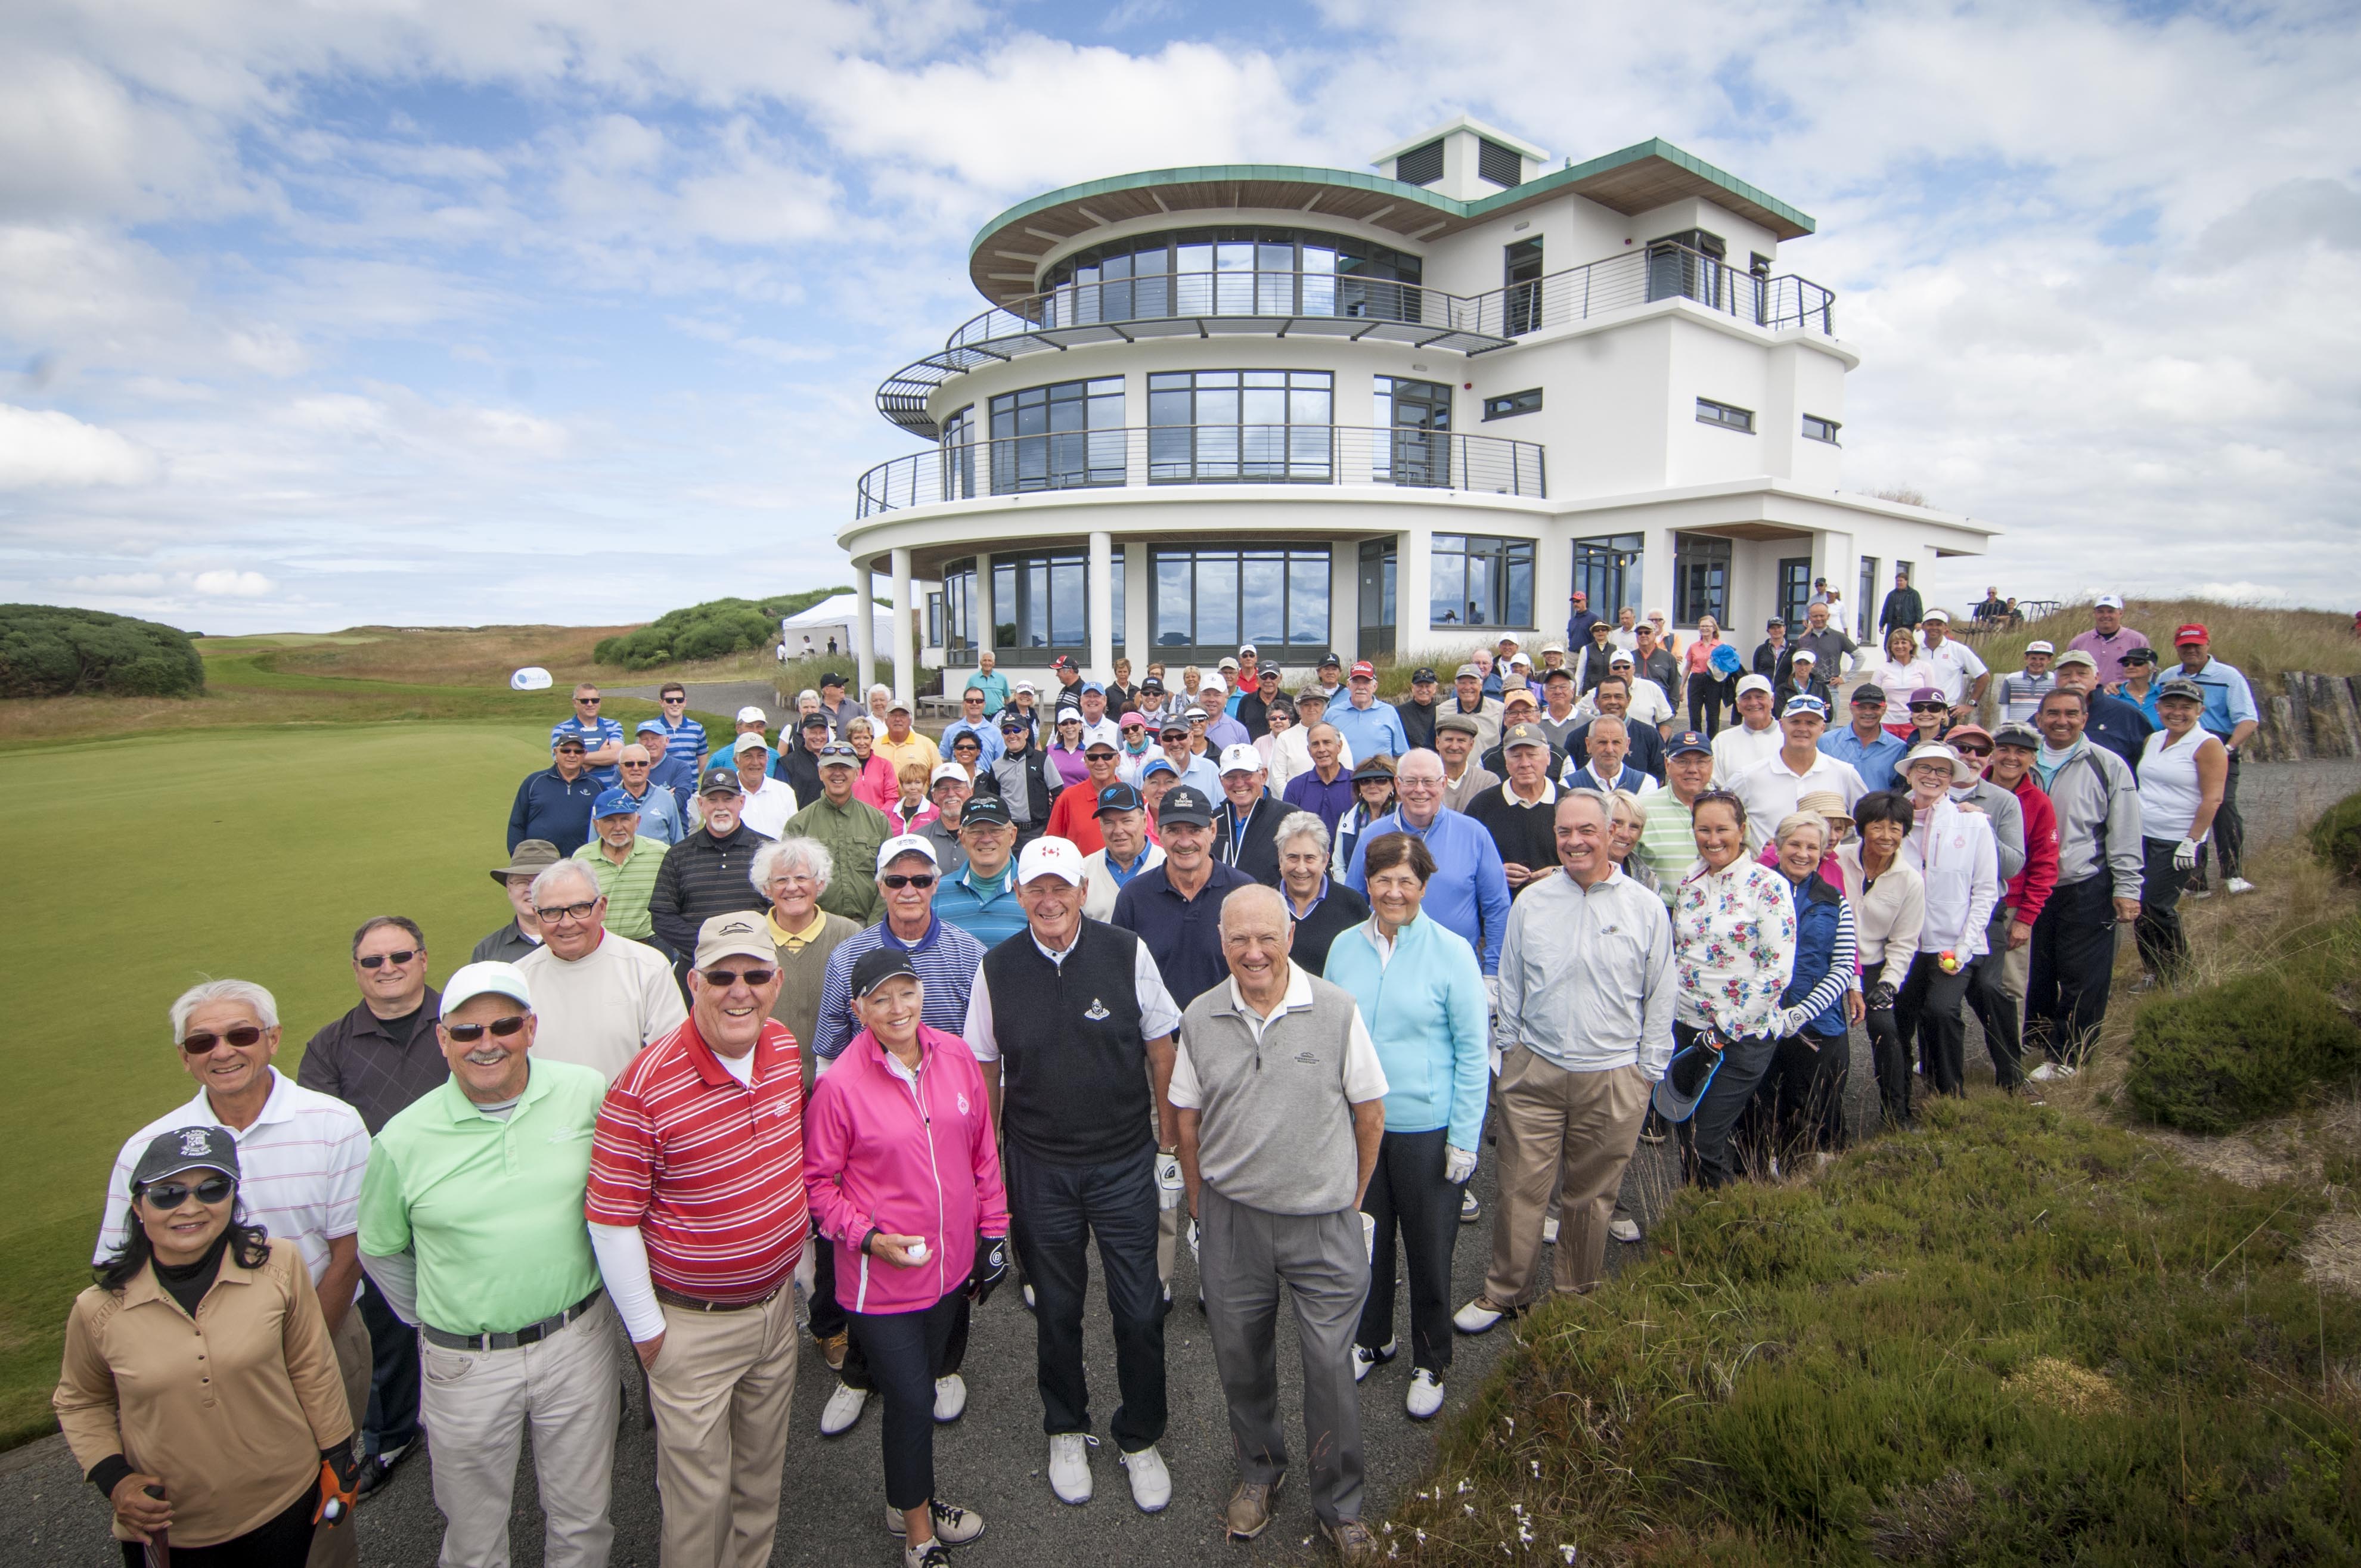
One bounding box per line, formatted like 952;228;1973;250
799;712;832;731
1094;781;1146;816
998;713;1029;732
958;791;1012;828
592;788;642;818
1665;730;1712;759
698;765;743;794
1158;785;1215;827
1411;667;1439;684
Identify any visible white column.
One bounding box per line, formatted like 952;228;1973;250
1124;542;1150;665
891;547;914;709
854;557;876;696
1398;523;1433;660
1329;542;1358;664
972;549;994;668
1087;530;1115;679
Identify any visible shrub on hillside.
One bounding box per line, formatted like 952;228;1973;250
594;589;851;672
0;604;205;698
2124;973;2361;1134
2307;789;2361;883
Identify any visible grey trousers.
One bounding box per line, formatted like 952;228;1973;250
1197;1186;1370;1526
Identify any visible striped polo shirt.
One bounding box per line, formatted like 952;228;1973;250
572;834;668;940
585;1016;808;1301
648;712;710;775
1631;791;1701;907
550;714;628;785
810;915;986;1060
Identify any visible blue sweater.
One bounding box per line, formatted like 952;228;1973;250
508;766;601;855
1327;699;1409;763
1321;914;1490;1148
1344;809;1512;976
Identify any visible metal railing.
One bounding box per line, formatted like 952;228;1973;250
1465;241;1836;339
855;424;1546;517
948;271;1489;348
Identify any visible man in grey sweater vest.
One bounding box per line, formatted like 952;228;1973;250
1170;884;1388;1564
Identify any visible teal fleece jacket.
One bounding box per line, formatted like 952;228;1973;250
1320;912;1490;1150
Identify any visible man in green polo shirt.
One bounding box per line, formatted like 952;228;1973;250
357;961;618;1568
572;788;667;943
1631;730;1714;902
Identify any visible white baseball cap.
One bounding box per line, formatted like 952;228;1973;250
735;706;767;724
1735;673;1774;698
1791;648;1818;664
1016;836;1085;886
1198;676;1226;697
876;834;939;873
929;762;969;787
2095;594;2124;610
1218;743;1262;775
1922;607;1952;623
2026;639;2055;654
440;960;534;1019
732;731;767;753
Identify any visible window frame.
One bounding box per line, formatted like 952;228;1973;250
1673;532;1733;627
987;549;1093;653
1696;398;1755;434
1150;544;1332;659
1429;533;1537;631
986;378;1125;495
1801;412;1842;445
1482;388;1543;421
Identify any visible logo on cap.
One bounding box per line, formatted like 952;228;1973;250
1349;660;1375;679
178;1128;215;1159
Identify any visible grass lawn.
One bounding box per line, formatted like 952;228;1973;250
0;721;548;1447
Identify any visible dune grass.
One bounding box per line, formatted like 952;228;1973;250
1959;598;2361;691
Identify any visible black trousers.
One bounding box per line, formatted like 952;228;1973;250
848;1291;968;1512
1674;1022;1779;1187
1862;960;1912;1128
2026;874;2120;1067
1686;670;1731;737
2199;747;2244;884
1740;1031;1850;1160
1964;911;2025;1090
1356;1128;1461;1375
1003;1144;1167;1453
2136;837;2194;978
357;1271;420;1455
118;1483;315;1567
1898;951;1974;1095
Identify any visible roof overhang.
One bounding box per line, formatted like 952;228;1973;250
969;138;1816;308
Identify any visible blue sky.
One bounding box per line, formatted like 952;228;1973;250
4;0;2356;632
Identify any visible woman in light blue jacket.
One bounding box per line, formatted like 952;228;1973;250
1321;830;1490;1422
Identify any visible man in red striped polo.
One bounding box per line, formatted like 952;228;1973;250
587;912;808;1568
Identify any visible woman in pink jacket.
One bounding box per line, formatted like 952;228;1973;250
805;948;1010;1568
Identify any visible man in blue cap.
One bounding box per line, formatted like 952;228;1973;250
637;718;701;813
607;740;685;846
570;788;671;942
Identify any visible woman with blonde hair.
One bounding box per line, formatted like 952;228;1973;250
1867;626;1938;738
1605;789;1655;895
845;716;900;812
1743;811;1862;1165
886;760;940;836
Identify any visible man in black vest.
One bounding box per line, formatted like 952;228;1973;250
964;836;1184;1516
1212;744;1285;888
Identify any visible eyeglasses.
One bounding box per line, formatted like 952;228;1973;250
356;949;418;969
621;759;650;768
701;967;777;988
880;873;937;890
445;1015;528;1043
661;695;686;704
142;1176;235;1209
182;1024;264;1054
534;899;600;923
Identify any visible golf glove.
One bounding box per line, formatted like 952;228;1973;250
1187;1217;1200;1265
314;1445;359;1525
1155;1151;1184;1210
1361;1210;1377;1263
968;1234;1009;1306
1867;982;1898;1014
1444;1145;1478;1185
2173;837;2201;872
1484;974;1501;1017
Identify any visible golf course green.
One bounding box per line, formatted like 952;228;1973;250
0;720;551;1445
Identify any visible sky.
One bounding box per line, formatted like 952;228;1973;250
4;0;2357;634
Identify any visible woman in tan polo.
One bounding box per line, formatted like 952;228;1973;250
57;1126;356;1566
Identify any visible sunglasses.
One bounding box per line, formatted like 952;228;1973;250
701;967;778;988
1953;744;1992;758
661;695;686;704
143;1176;235;1209
533;900;600;923
621;759;650;768
575;697;601;706
445;1015;528;1043
357;949;418;969
881;873;938;890
1909;703;1949;713
182;1024;264;1054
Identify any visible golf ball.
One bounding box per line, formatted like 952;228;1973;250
908;1240;928;1262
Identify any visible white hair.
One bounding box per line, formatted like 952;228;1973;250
1774;811;1831;852
529;861;601;905
1276;811;1331;857
1394;747;1445;783
868;684;891;701
798;688;820;704
752;836;835;893
169;979;279;1043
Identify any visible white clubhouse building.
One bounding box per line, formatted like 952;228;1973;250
842;115;1994;700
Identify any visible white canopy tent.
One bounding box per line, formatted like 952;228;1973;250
778;592;893;662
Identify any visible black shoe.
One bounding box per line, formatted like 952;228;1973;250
355;1435;421;1500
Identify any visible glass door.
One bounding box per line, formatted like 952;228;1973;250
1377;377;1453;489
1358;539;1396;657
1504;238;1544;334
1778;557;1813;632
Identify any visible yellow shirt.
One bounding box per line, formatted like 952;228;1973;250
873;729;941;782
767;907;833;951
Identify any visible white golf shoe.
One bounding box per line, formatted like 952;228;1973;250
1119;1444;1172;1512
1406;1368;1445;1420
1048;1432;1094;1504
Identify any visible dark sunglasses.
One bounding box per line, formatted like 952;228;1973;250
575;697;601;706
1909;702;1949;713
142;1176;235;1209
534;900;600;923
701;967;777;988
445;1015;528;1043
621;759;651;767
357;949;418;969
661;694;687;703
881;873;938;890
182;1024;264;1054
1953;744;1992;758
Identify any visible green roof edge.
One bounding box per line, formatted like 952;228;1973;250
969;137;1816;259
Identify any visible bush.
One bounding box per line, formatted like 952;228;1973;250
593;589;852;673
2123;972;2361;1134
0;604;205;698
2308;789;2361;883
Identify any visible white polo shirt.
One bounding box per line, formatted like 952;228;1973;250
1732;749;1869;849
98;1068;370;1295
1918;636;1989;705
1709;720;1783;787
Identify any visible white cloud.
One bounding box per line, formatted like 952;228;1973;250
192;568;273;596
0;402;156;486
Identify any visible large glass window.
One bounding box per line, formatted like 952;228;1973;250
1674;533;1732;626
939;561;977;660
1374;376;1453;487
940;405;976;501
1147;371;1333;483
1041;228;1422;327
1153;545;1330;653
988;378;1124;495
1857;555;1878;642
989;550;1091;651
1571;533;1643;621
1778;557;1813;632
1431;534;1534;629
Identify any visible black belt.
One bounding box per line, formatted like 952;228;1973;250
654;1282;784;1314
423;1288;603;1351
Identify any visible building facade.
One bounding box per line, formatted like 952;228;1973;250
841;115;1994;701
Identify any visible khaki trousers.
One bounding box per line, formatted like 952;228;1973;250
305;1301;373;1568
644;1289;801;1568
1484;1049;1652;1305
421;1294;621;1568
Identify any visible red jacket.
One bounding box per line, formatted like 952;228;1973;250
803;1024;1007;1315
2002;771;2061;924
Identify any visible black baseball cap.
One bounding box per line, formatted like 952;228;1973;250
698;765;744;795
959;791;1012;829
132;1126;241;1188
849;947;919;998
820;671;846;688
1411;667;1438;684
1158;785;1215;827
2123;646;2161;666
1849;683;1887;706
799;712;832;731
553;734;585;751
1139;676;1165;694
998;713;1029;732
1351;757;1397;784
1094;781;1146;816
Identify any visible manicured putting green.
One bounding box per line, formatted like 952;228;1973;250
0;721;550;1445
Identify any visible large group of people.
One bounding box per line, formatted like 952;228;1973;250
60;595;2260;1567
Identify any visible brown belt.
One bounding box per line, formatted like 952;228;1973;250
653;1281;784;1314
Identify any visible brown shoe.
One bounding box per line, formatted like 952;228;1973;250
1223;1474;1283;1539
1321;1517;1380;1564
820;1330;849;1373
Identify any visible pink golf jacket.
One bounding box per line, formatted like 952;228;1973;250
803;1023;1009;1315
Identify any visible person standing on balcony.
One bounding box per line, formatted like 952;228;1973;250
1878;570;1923;639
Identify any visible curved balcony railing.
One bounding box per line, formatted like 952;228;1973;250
854;424;1546;518
1465;241;1836;339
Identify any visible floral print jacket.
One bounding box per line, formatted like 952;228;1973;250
1672;858;1798;1039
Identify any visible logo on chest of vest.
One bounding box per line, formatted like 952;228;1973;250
1084;999;1111;1021
1293;1051;1320;1066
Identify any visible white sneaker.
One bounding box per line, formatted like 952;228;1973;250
1608;1218;1642;1244
1352;1339;1396;1382
1118;1444;1171;1513
932;1374;967;1423
904;1542;953;1568
1022;1283;1037;1312
2027;1061;2077;1082
1453;1297;1507;1335
820;1381;868;1436
1405;1368;1445;1420
886;1501;985;1545
2228;877;2255;895
1048;1432;1094;1504
1541;1218;1559;1245
1460;1188;1481;1224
